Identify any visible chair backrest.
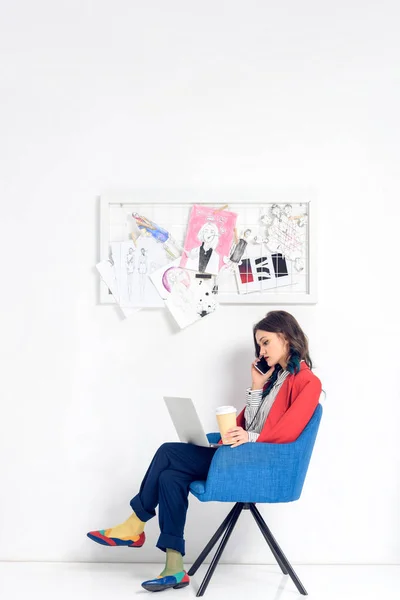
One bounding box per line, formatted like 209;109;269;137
291;403;323;500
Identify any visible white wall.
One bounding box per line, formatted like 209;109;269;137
0;0;399;565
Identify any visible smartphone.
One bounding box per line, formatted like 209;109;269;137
254;356;271;375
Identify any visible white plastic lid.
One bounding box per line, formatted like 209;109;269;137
216;405;237;415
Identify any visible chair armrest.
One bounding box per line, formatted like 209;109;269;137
202;439;303;503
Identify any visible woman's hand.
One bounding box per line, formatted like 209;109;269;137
251;359;275;390
226;426;249;448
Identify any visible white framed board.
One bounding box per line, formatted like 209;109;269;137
99;190;317;305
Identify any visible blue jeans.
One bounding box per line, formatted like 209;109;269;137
130;442;218;556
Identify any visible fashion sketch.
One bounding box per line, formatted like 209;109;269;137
184;222;220;274
132;212;183;259
138;247;148;297
126;247;136;301
161;267;194;311
109;238;168;309
216;229;252;289
229;229;251;264
150;258;219;329
180;204;237;276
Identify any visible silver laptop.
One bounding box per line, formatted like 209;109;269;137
164;396;220;448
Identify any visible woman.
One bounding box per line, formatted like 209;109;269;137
87;310;322;592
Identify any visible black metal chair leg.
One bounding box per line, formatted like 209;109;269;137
188;504;238;576
196;503;244;597
248;504;288;575
249;504;308;595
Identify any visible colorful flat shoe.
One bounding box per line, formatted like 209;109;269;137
87;529;145;548
141;570;190;592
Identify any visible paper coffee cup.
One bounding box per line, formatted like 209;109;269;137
216;405;237;445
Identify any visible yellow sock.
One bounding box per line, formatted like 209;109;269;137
159;549;184;577
106;511;145;540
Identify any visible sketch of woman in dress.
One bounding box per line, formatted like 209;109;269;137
218;229;252;282
185;222;220;275
126;247;136;300
138;248;148;297
229;229;251;264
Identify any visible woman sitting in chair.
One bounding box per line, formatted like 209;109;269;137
87;310;322;593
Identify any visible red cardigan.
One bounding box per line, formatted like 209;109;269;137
231;362;322;444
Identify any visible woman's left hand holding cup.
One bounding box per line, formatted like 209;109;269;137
226;426;249;448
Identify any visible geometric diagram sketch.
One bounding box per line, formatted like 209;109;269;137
99;195;316;305
261;203;307;268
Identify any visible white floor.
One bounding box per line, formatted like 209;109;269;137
1;563;400;600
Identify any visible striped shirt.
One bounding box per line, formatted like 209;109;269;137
244;369;290;442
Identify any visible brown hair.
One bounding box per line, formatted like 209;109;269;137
253;310;313;370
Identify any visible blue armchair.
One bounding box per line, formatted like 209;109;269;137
188;403;323;596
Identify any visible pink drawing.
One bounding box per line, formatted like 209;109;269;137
162;267;191;294
180;205;237;275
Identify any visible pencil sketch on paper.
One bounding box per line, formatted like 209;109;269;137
218;228;253;277
126;247;136;301
150;259;218;329
138;247;148;297
132;213;183;260
194;277;218;318
229;229;252;264
111;237;172;308
260;203;307;270
96;258;139;318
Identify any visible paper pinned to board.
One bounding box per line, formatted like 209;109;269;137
150;258;219;329
261;203;307;262
179;204;237;275
110;236;175;309
235;248;293;294
96;259;139;318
